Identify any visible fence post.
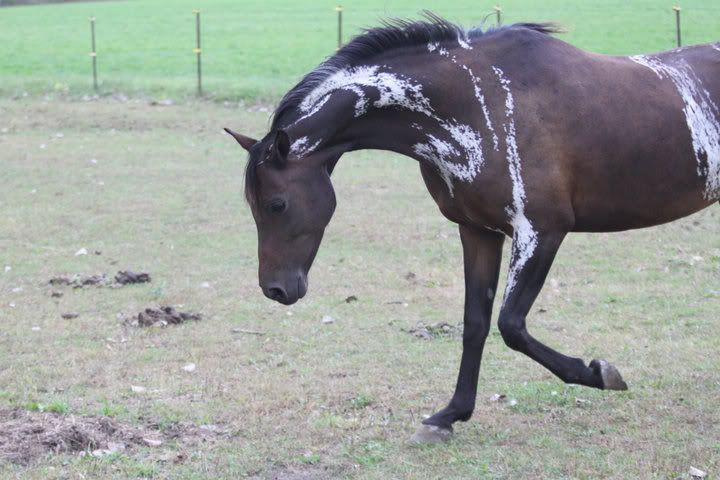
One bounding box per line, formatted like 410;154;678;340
89;17;98;92
336;5;343;50
672;6;681;47
494;5;502;26
193;10;202;96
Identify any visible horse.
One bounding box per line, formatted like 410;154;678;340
224;15;719;443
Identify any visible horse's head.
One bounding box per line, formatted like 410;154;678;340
225;127;339;305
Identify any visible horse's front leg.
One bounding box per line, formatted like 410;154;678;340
411;225;504;443
497;229;628;390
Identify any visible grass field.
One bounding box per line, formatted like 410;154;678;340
0;0;719;99
1;0;719;478
0;97;718;479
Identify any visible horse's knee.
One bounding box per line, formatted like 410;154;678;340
462;320;490;348
498;315;527;351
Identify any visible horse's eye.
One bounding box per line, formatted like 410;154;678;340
269;198;287;214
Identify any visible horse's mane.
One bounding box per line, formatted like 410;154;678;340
270;12;559;129
245;14;560;206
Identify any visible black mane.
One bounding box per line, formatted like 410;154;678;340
245;14;560;206
270;13;559;129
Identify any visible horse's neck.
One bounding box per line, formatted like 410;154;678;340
286;62;465;159
284;32;513;166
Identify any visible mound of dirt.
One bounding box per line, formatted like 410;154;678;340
114;271;151;285
49;273;110;288
48;271;151;289
402;322;462;340
0;408;224;465
258;465;343;480
127;306;202;328
0;408;146;464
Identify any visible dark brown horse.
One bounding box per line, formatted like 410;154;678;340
225;16;719;443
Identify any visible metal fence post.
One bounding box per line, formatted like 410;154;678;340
672;6;682;47
193;10;202;96
494;5;502;26
336;5;343;50
89;17;98;92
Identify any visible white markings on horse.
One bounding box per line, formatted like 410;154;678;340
290;136;322;158
712;44;720;53
457;33;472;50
630;55;720;199
484;225;506;235
413;119;485;197
492;66;539;302
413;136;460;190
296;64;486;197
298;65;433;121
413;120;485;195
429;39;499;150
441;120;485;178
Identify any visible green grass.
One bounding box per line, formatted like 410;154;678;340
0;97;718;478
24;400;70;414
0;3;719;478
0;0;718;99
98;400;128;417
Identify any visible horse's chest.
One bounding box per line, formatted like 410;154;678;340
419;163;470;223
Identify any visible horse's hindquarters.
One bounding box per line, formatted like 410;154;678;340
558;52;719;232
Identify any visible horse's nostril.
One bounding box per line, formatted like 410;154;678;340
268;287;287;301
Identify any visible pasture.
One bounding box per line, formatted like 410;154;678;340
1;97;718;479
1;1;720;479
0;0;719;99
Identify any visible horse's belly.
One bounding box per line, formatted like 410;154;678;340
571;171;713;232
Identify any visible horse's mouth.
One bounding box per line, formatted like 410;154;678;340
297;275;308;300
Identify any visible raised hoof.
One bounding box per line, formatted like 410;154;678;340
409;424;452;444
592;359;628;390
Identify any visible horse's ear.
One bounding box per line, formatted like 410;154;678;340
223;128;257;151
271;129;290;167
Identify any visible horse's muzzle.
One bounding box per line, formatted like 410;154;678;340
261;273;307;305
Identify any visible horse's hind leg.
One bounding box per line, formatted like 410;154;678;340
497;230;628;390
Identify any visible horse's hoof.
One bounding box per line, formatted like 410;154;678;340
592;359;628;390
409;424;452;444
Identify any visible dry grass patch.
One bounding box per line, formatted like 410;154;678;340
0;407;225;465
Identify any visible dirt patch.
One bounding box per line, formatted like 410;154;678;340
0;408;224;465
256;465;344;480
49;273;110;288
114;271;151;285
402;322;462;340
126;306;202;328
48;270;151;289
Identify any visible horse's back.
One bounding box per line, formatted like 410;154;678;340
510;38;720;232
